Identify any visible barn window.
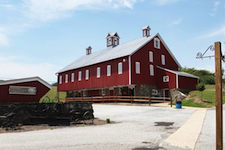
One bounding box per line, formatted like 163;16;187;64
163;76;169;82
86;70;89;80
71;73;74;82
114;39;118;45
78;71;82;81
143;31;146;37
107;65;111;76
150;65;154;76
108;39;112;45
83;90;87;97
65;74;68;83
59;75;62;84
119;87;122;95
136;62;140;74
97;67;100;78
118;62;122;74
161;55;165;65
102;89;105;96
149;51;153;62
154;38;160;49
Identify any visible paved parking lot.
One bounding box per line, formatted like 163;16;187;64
0;104;195;150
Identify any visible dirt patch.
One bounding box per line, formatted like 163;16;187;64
0;118;115;133
154;122;174;126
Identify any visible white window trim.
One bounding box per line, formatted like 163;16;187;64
78;71;82;81
154;38;160;49
161;55;165;65
118;62;122;74
149;51;153;62
71;73;74;82
150;65;154;76
135;62;140;74
97;67;100;78
86;70;89;80
107;65;111;76
59;75;62;84
65;74;68;83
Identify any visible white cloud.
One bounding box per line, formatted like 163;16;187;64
170;18;183;26
0;33;8;45
0;55;59;83
156;0;180;5
0;4;15;10
22;0;139;21
210;1;220;17
197;25;225;39
0;0;140;46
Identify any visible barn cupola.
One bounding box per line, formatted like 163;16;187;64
106;32;120;47
86;46;92;55
142;25;151;37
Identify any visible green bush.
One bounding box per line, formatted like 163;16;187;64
106;118;110;123
196;83;205;101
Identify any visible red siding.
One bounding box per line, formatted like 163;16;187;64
58;56;129;91
131;35;179;86
0;81;50;103
178;76;198;90
156;68;177;89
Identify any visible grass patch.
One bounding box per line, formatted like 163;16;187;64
39;86;66;103
175;84;225;108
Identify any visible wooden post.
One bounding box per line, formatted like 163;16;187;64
170;97;172;107
215;42;223;150
56;84;60;102
149;97;151;106
131;96;133;105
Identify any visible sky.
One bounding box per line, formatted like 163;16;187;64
0;0;225;84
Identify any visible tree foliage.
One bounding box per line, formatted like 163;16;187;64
52;82;58;86
181;67;215;84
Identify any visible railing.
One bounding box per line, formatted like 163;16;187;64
64;96;172;107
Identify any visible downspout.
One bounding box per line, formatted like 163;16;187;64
176;74;179;89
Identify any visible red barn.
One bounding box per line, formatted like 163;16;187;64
0;76;51;103
56;26;198;98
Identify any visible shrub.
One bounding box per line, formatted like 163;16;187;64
196;83;205;101
106;118;110;123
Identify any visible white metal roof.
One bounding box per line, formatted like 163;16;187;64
57;33;181;74
142;25;151;30
0;76;52;89
157;66;199;79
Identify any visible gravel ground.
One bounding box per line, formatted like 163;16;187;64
0;104;195;150
195;105;225;150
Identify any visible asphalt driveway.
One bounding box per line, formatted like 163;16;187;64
0;104;195;150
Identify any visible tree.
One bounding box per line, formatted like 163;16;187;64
196;83;205;101
51;82;58;86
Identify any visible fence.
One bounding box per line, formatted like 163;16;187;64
65;96;172;107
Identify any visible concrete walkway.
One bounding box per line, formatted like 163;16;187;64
160;108;207;150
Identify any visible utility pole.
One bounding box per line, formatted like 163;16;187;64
215;41;223;150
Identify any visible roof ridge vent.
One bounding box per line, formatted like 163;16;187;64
142;25;151;37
